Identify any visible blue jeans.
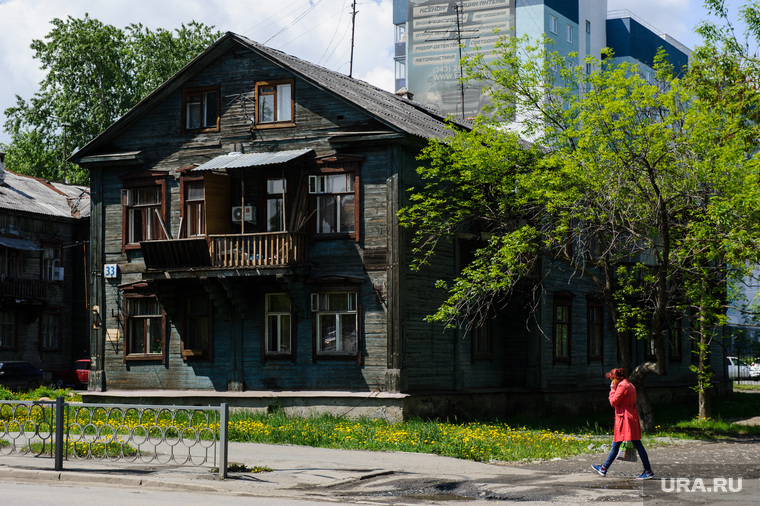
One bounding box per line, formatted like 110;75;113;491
602;440;652;472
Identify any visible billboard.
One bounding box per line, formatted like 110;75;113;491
407;0;514;119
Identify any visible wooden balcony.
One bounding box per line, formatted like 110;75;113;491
0;278;47;300
209;232;307;268
141;232;308;271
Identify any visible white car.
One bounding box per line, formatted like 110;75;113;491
748;359;760;379
727;356;752;380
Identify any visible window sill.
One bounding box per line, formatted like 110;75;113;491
314;233;355;241
315;352;359;360
183;126;220;134
253;122;296;130
125;354;163;361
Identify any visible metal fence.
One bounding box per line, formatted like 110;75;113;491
0;398;229;478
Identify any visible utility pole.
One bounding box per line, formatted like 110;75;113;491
62;123;70;183
349;0;357;78
454;2;465;120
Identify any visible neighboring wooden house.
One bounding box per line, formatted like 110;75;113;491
0;152;90;379
71;33;705;419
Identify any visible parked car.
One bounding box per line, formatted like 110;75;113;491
727;356;752;380
748;359;760;379
47;359;91;389
0;361;44;390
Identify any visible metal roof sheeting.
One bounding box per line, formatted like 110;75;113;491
0;170;90;219
192;149;313;172
0;236;41;251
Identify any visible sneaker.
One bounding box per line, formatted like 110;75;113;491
636;471;655;480
591;464;607;476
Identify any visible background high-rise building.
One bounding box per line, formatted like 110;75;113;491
394;1;691;118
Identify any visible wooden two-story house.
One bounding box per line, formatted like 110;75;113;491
0;152;90;379
71;33;705;419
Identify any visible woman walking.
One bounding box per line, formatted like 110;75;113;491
592;368;655;480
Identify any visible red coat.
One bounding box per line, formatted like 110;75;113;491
608;379;642;442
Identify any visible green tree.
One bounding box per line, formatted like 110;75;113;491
400;35;760;428
1;15;221;185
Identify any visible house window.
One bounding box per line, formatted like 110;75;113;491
395;59;406;80
41;310;61;350
585;20;591;33
587;301;603;361
184;180;205;237
183;87;219;132
668;322;682;362
309;173;356;235
553;294;572;363
265;293;292;355
0;310;16;349
123;179;166;247
312;292;358;354
566;24;573;43
549;15;558;34
0;246;20;279
255;80;293;125
42;243;63;281
266;178;287;232
181;294;211;358
125;294;165;359
472;319;494;360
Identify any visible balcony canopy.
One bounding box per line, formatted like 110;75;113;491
192;149;313;172
0;236;41;251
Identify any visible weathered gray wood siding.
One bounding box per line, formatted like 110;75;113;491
89;44;407;391
0;210;88;372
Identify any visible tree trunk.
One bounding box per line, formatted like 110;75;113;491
635;380;656;432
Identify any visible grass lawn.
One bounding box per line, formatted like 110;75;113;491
2;386;758;463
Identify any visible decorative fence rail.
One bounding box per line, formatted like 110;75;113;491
209;232;307;268
0;398;229;478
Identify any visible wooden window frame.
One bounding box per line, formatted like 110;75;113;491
310;155;362;242
182;86;220;133
311;286;361;363
0;310;17;350
180;292;213;360
122;290;166;363
254;79;295;128
40;308;62;352
587;298;603;362
553;292;573;364
263;293;294;359
668;317;683;362
179;175;206;238
121;172;168;251
41;240;63;282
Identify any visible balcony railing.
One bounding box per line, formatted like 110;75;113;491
0;278;47;300
209;232;307;268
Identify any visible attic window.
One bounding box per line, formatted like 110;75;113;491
183;86;220;132
255;79;294;127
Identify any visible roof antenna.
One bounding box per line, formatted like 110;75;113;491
349;0;357;78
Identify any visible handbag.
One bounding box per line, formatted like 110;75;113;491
617;441;638;462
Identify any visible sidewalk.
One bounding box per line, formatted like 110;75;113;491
1;438;759;504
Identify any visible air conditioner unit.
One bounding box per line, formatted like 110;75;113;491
53;267;64;281
231;205;255;224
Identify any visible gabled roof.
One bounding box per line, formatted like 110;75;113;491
72;32;469;162
0;169;90;219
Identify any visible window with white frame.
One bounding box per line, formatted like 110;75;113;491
256;80;293;125
309;173;356;235
42;243;63;281
566;24;573;43
312;292;358;354
549;15;558;34
265;293;292;354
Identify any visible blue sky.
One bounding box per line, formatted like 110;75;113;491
0;0;727;147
